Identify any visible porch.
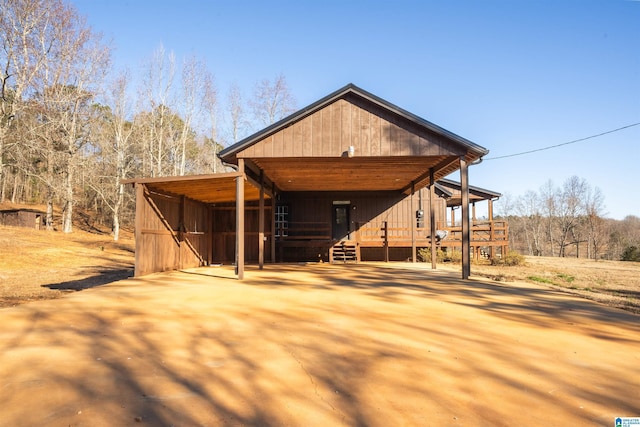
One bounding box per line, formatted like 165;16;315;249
275;219;509;263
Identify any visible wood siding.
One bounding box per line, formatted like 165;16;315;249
237;98;465;159
280;189;445;236
274;189;447;261
211;204;273;263
135;189;212;276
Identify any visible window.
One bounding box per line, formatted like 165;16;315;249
275;205;288;237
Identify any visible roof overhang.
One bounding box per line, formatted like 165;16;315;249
121;172;263;204
436;178;502;207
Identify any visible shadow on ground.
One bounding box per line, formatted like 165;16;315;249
42;267;133;291
1;263;638;426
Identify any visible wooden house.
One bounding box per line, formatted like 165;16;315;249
124;84;507;279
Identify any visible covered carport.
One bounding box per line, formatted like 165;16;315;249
122;172;264;279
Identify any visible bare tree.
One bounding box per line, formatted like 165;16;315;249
201;69;225;173
176;55;203;176
0;0;57;202
555;176;587;257
249;73;297;127
539;180;558;256
583;185;606;260
89;70;138;240
227;82;248;144
139;44;175;177
1;0;110;232
516;190;545;256
36;3;110;233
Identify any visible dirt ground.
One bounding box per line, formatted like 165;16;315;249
0;262;638;426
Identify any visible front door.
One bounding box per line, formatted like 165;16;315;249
332;203;350;240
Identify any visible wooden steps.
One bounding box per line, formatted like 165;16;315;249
330;241;360;264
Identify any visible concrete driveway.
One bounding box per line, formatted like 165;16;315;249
0;263;638;426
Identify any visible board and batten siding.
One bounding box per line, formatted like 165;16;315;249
210;204;273;263
279;189;446;240
237;98;463;159
135;189;212;276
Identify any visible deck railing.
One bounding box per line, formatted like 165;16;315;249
274;220;509;259
276;221;331;241
357;220;509;246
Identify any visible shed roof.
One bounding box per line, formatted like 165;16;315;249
121;172;263;204
436;178;502;207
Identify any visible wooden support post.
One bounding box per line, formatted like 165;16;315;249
134;183;144;277
460;156;470;279
236;159;245;280
411;182;416;263
207;206;213;265
488;199;495;259
178;195;185;269
383;221;389;262
258;170;265;270
472;202;476;223
429;168;437;270
271;183;276;263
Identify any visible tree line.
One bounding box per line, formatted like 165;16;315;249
498;176;640;261
1;0;296;239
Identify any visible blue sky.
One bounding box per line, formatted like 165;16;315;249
72;0;640;219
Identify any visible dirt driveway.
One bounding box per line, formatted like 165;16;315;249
0;263;638;426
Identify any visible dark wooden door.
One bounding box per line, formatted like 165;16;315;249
332;204;350;240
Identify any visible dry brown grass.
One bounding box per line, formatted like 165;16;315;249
464;255;640;314
0;224;134;307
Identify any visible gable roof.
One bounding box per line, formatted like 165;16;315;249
219;83;489;195
220;83;488;161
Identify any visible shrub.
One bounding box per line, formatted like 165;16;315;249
621;246;640;262
417;248;461;263
491;250;525;266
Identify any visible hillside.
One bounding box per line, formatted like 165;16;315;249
0;222;134;308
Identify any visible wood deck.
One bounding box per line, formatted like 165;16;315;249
276;220;509;261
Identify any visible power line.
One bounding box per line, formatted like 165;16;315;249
483;122;640;161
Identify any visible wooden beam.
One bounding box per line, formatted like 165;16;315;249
400;155;459;194
460;157;470;279
236;159;245;280
259;170;265;269
244;161;275;198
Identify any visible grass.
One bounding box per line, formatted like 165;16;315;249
462;255;640;314
528;275;556;285
0;221;134;308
